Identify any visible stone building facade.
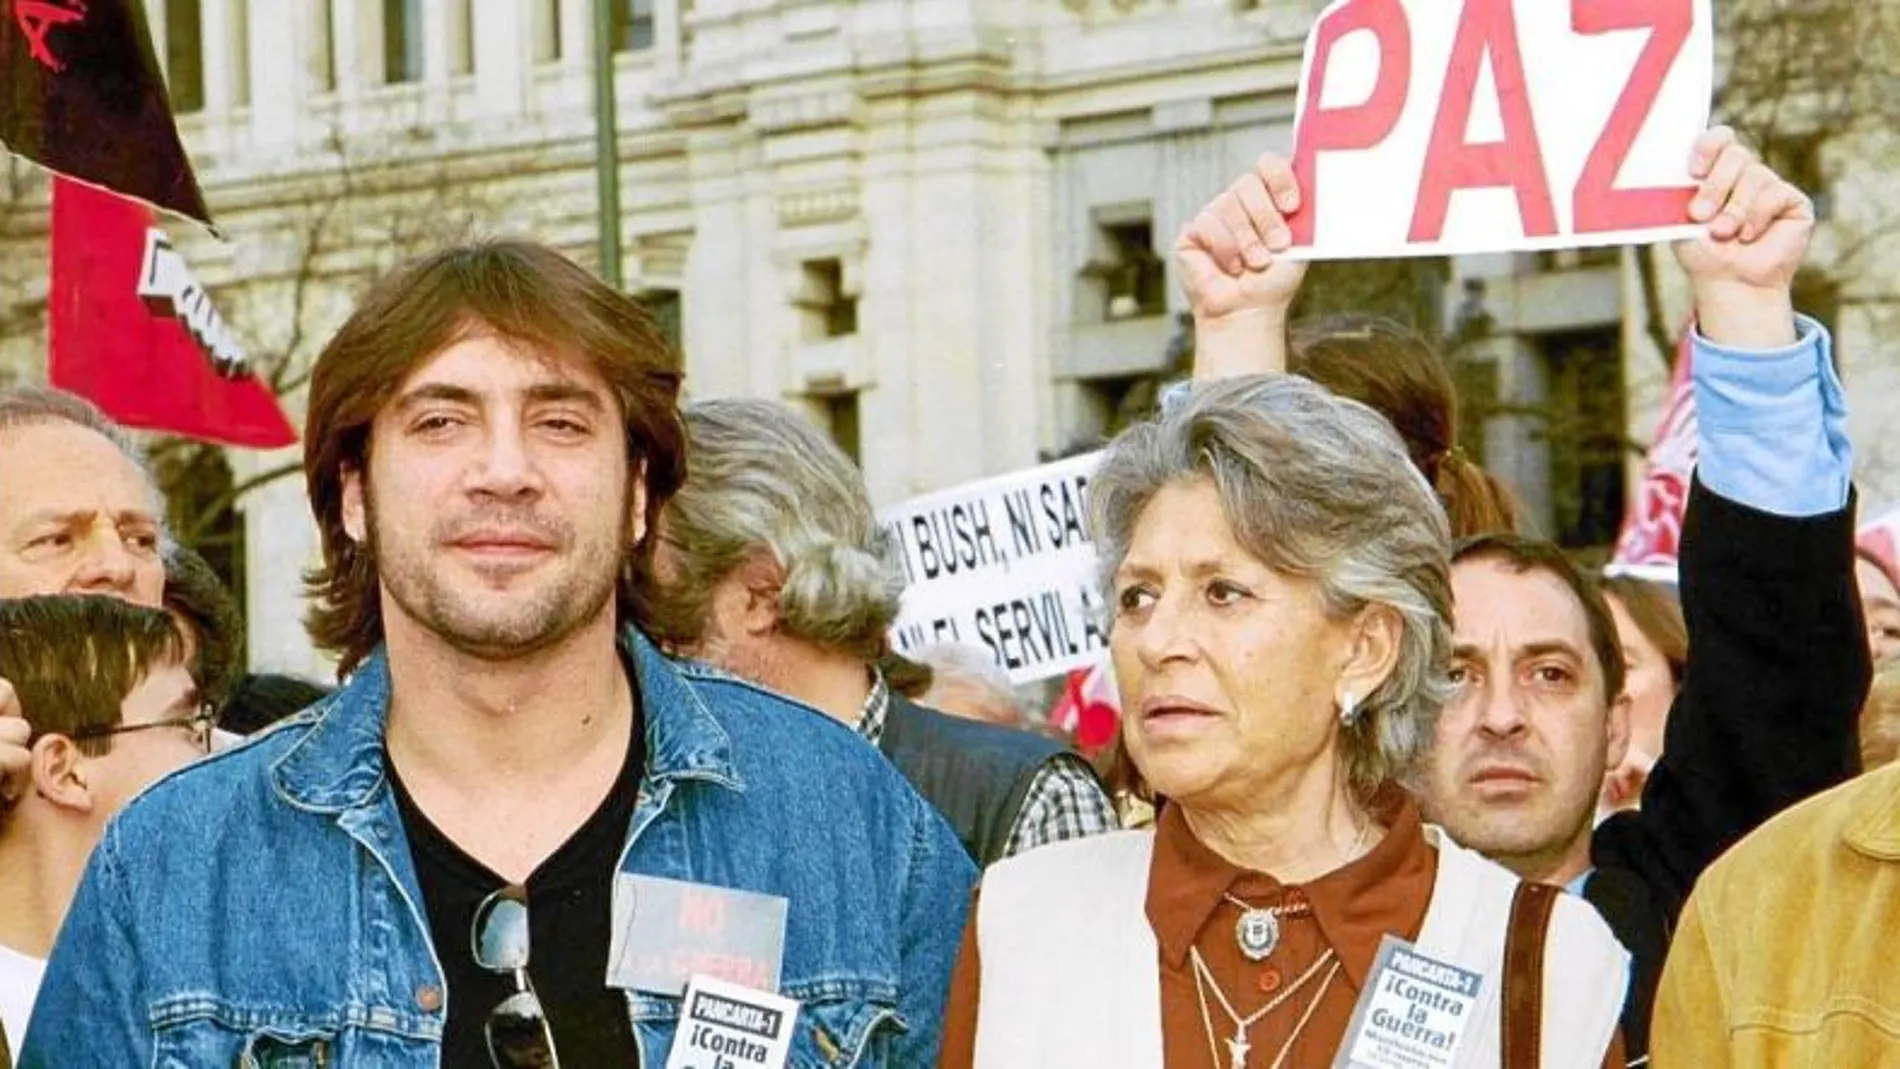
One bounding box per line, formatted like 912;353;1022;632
0;0;1885;677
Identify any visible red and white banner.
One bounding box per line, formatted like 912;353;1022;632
1289;0;1712;259
49;178;296;448
1048;661;1121;759
1609;327;1695;577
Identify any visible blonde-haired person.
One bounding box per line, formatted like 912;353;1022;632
940;375;1629;1068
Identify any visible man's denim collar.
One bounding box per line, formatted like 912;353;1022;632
270;627;742;813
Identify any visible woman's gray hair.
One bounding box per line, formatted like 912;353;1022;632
1092;374;1455;797
637;398;904;660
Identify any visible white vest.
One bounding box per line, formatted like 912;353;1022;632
971;827;1628;1068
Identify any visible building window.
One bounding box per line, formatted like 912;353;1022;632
1080;212;1167;322
533;0;562;61
1074;374;1158;441
383;0;424;83
639;288;682;354
814;390;862;464
1541;328;1628;550
166;0;206;113
610;0;656;52
797;259;857;339
1765;135;1829;220
306;0;336;91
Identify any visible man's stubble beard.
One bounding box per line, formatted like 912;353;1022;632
1422;773;1599;878
367;488;632;663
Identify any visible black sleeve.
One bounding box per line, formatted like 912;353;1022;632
1593;477;1870;925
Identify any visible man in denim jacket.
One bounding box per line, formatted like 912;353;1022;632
20;241;975;1068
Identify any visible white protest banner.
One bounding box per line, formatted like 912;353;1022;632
1288;0;1713;259
881;453;1105;686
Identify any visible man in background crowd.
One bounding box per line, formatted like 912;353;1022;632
0;596;210;1056
636;398;1116;866
1177;127;1868;1060
910;643;1030;729
0;388;171;809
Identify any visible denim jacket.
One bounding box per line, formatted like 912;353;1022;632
21;628;975;1068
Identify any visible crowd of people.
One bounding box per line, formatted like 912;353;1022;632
0;124;1892;1067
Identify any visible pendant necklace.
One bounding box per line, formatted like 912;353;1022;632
1222;893;1308;962
1223;817;1372;961
1190;945;1342;1069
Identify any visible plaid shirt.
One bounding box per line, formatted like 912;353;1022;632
856;673;1119;859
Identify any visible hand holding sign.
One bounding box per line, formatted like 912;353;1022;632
1177;154;1307;381
1289;0;1713;258
1674;126;1813;348
1176;155;1309;321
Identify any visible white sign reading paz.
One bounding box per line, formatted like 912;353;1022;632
1289;0;1713;259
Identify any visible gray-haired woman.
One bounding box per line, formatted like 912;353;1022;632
939;376;1628;1069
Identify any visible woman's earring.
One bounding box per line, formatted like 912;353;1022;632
1338;690;1359;727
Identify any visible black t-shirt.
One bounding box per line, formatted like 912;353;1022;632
390;709;644;1068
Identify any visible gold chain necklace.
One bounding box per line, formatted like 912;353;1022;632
1190;945;1341;1069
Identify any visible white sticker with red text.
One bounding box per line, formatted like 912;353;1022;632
1288;0;1713;259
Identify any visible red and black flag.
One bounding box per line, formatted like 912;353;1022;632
49;177;296;448
1;0;214;229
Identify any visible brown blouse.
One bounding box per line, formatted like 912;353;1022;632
938;792;1626;1067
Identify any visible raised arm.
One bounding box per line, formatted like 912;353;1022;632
1605;126;1866;910
1175;153;1308;382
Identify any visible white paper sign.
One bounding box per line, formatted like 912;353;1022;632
663;975;799;1069
881;453;1106;685
1288;0;1713;259
1334;936;1485;1069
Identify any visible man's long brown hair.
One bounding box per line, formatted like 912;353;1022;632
301;240;686;677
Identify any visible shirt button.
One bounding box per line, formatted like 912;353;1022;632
416;984;443;1013
1257;967;1283;994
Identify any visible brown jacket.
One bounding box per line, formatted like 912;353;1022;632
1653;762;1900;1066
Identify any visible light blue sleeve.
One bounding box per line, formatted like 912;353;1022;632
1691;313;1852;517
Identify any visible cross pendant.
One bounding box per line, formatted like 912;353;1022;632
1226;1031;1251;1069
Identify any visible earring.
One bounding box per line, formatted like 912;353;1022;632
1338;690;1359;727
